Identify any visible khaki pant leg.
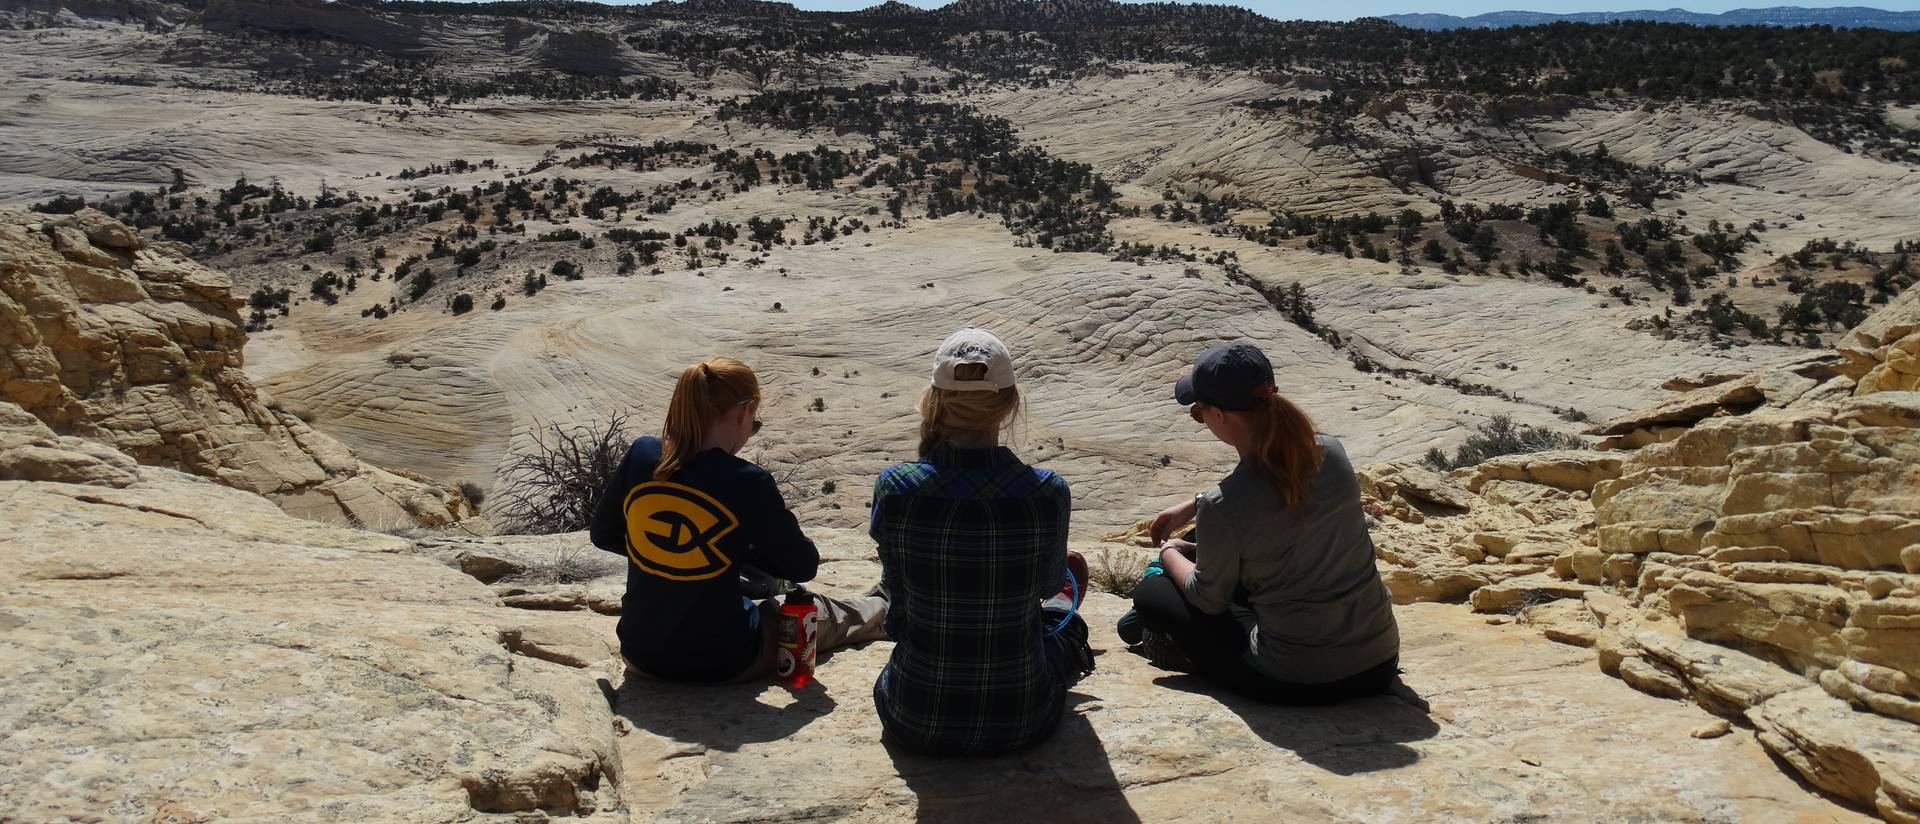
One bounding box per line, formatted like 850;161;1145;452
811;592;889;652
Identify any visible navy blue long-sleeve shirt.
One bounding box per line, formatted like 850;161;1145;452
590;436;819;681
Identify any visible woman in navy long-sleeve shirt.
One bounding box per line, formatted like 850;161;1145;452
589;356;887;682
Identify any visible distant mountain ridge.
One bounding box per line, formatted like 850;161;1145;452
1382;5;1920;30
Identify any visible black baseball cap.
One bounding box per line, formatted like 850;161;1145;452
1175;343;1275;411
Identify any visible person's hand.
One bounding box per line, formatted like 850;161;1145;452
1148;497;1198;545
1159;537;1196;560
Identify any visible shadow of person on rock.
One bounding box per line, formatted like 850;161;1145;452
884;693;1142;824
1151;674;1440;776
603;672;840;752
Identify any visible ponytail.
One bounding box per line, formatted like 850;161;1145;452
916;362;1020;456
655;356;759;480
1246;390;1321;508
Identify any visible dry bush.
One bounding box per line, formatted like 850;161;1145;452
1089;548;1150;598
523;544;621;585
496;414;633;535
1424;415;1587;471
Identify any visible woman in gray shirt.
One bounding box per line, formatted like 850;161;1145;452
1123;342;1400;701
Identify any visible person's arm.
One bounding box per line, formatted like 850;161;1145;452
736;469;820;583
1159;539;1196;583
589;445;635;555
1042;472;1072;600
868;469;894;541
1148;495;1198;544
1173;498;1241;614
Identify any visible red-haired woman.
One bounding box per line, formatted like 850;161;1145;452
1125;342;1400;702
590;356;886;683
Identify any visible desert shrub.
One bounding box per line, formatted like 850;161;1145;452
29;195;86;214
495;414;632;534
1423;415;1586;471
1089;548;1150;598
522;545;619;584
408;268;436;301
450;293;474;315
457;481;486;507
309;272;342;305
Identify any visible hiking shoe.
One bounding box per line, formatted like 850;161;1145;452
1137;628;1192;672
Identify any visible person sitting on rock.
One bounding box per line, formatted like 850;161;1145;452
590;355;887;683
1119;342;1401;702
870;329;1095;755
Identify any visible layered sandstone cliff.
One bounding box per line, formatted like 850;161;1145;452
1362;287;1920;821
0;207;474;529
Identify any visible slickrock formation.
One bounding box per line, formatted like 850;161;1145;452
0;422;1877;822
1362;288;1920;821
0;207;474;529
0;424;621;821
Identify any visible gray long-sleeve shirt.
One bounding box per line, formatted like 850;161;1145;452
1185;434;1400;684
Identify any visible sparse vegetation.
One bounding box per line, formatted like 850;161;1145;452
495;414;633;535
521;545;621;585
1089;548;1150;598
1423;416;1589;471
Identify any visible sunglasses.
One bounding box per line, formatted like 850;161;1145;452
737;398;763;435
1189;403;1208;424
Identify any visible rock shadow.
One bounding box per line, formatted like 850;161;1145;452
604;671;839;753
1151;674;1440;776
884;693;1142;824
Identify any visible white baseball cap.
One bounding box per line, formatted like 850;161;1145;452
931;328;1016;391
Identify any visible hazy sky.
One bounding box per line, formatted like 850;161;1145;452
758;0;1920;18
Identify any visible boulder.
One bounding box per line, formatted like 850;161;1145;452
1633;629;1812;717
0;400;137;487
1456;449;1623;493
1466;572;1593;613
1586;354;1843;438
1748;687;1920;822
1837;282;1920;395
1358;462;1475;516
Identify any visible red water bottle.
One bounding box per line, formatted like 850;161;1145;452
776;587;818;687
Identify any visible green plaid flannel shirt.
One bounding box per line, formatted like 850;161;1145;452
869;446;1077;755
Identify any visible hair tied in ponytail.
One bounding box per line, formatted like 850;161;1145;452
655;357;760;481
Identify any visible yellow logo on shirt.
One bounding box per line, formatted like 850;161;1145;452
623;481;737;581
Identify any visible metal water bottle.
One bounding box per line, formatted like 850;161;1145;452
776;587;818;687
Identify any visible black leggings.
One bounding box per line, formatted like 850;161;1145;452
1132;573;1398;704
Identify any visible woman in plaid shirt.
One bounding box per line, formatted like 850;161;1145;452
870;329;1095;755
